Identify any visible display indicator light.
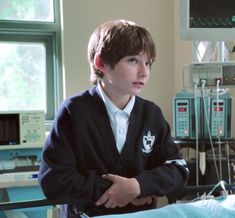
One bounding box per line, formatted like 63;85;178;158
178;107;187;112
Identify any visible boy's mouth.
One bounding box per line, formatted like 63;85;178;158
133;81;144;85
133;81;144;88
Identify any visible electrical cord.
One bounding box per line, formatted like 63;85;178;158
201;80;220;182
216;79;223;181
226;141;232;185
194;82;199;188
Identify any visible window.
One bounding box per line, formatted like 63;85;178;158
0;0;62;123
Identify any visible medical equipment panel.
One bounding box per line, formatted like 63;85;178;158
210;98;232;138
173;93;232;140
173;97;196;139
174;100;190;138
0;111;45;146
181;62;235;89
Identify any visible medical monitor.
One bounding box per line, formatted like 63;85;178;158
180;0;235;41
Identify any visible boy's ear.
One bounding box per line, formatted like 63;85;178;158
94;54;105;72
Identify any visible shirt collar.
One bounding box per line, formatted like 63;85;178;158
97;83;135;116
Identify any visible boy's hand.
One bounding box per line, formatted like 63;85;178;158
95;174;140;208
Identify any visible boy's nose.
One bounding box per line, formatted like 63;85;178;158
138;63;149;77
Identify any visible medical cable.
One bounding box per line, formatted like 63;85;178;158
201;80;220;181
194;82;199;188
191;180;228;202
216;79;223;181
226;141;232;195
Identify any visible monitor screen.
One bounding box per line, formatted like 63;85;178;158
0;114;19;145
180;0;235;40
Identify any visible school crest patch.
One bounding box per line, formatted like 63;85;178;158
141;129;156;154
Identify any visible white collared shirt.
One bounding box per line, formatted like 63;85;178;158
97;83;135;153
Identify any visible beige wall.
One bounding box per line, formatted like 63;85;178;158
62;0;176;126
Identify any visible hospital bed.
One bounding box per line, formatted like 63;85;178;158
0;183;235;218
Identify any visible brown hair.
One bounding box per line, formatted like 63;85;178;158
87;19;156;85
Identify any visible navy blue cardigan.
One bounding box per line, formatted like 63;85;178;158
39;87;188;217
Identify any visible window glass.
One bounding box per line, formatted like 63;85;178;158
0;42;46;111
0;0;54;22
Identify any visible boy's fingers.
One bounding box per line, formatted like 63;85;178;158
95;193;108;206
102;173;118;182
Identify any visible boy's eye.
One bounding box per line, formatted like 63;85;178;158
146;61;152;67
128;57;138;63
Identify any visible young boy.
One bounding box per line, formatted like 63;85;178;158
38;19;189;217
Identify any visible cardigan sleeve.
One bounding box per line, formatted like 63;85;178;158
38;102;112;209
135;113;189;198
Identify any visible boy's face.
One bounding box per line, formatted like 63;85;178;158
101;52;152;100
